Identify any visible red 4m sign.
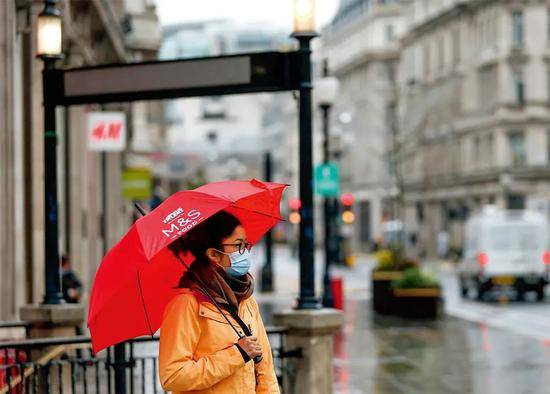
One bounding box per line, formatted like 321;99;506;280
87;111;126;152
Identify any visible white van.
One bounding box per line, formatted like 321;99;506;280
459;207;550;301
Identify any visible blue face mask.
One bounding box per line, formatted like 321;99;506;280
223;249;253;277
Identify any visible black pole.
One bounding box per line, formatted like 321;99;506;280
321;103;334;308
261;152;274;292
101;152;108;256
42;58;64;304
114;343;127;393
108;151;127;393
293;32;319;309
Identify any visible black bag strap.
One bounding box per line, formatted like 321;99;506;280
225;304;262;364
225;304;252;336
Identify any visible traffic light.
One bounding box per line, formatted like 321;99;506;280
341;193;355;224
289;198;301;224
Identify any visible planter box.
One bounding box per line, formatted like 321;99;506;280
394;288;442;319
371;271;403;315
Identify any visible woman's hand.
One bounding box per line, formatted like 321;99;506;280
237;336;262;359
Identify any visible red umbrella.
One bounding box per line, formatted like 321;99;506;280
87;179;287;353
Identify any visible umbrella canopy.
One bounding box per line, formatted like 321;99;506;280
88;179;287;353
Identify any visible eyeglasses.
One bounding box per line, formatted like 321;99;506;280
220;241;252;255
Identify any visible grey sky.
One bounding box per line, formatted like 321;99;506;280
156;0;340;30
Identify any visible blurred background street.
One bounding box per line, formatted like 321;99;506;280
253;246;550;394
1;0;550;393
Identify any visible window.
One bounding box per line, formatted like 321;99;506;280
507;131;526;166
423;43;430;77
479;65;498;112
512;70;525;105
386;101;397;133
438;34;445;73
386;62;396;83
473;136;482;167
512;11;523;48
486;134;494;168
452;27;461;65
416;202;424;222
507;194;526;210
385;24;395;42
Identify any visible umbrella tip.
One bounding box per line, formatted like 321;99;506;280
250;179;268;189
134;203;147;217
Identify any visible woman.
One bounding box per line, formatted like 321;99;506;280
159;211;280;393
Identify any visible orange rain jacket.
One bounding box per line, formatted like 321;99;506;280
159;289;280;393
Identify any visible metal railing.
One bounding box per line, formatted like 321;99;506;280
0;326;297;394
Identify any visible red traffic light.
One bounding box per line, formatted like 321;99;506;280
289;198;301;211
341;193;354;207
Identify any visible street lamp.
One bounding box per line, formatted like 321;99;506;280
37;0;63;60
37;0;64;304
293;0;316;33
316;61;340;307
292;0;320;309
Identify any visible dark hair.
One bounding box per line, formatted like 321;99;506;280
169;210;241;286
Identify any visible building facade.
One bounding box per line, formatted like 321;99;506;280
0;0;160;321
320;0;405;252
398;0;550;257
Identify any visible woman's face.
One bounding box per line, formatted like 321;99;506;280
207;225;247;268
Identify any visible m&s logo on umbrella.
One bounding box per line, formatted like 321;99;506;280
161;208;204;239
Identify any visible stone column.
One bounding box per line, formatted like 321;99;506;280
274;308;344;394
0;0;17;321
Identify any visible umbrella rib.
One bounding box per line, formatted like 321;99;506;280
230;204;285;221
137;270;154;338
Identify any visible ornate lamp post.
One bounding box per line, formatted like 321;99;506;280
292;0;320;309
37;0;64;304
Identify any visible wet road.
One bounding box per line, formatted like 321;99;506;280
254;246;550;394
332;300;550;394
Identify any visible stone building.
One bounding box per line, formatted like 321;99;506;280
319;0;405;252
0;0;160;321
159;21;293;189
398;0;550;257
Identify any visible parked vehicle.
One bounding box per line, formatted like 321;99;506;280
459;206;550;301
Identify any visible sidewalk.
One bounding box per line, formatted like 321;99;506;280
254;246;550;394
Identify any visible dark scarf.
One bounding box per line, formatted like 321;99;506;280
180;261;254;310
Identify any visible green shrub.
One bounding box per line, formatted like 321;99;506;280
374;248;419;272
391;268;440;290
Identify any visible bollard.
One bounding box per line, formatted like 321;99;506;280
331;277;344;310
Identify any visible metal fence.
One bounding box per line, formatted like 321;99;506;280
0;326;298;394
